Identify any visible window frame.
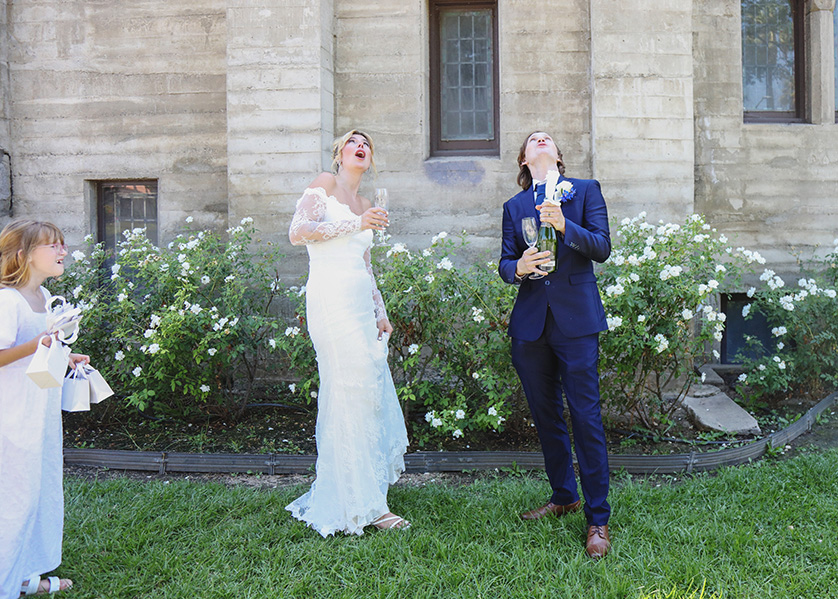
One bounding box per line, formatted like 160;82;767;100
429;0;500;157
741;0;806;124
96;179;159;253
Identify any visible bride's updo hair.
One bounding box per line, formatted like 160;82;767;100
331;129;376;175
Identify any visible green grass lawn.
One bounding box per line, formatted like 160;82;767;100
60;447;838;599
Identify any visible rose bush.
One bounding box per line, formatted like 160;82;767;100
596;213;760;429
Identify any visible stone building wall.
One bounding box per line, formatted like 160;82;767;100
1;0;11;218
5;0;228;241
693;0;838;270
1;0;836;279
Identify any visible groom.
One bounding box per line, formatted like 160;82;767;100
498;131;612;558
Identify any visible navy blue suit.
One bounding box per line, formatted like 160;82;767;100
499;176;612;526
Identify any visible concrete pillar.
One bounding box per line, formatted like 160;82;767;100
590;0;695;222
805;0;836;124
226;0;334;236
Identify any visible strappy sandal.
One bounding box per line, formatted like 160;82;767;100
371;513;411;530
20;575;73;596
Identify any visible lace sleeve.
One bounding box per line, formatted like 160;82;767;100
288;187;362;245
364;248;388;323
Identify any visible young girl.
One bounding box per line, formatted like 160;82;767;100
0;220;89;597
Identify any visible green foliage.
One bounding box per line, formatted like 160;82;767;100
371;233;519;444
735;241;838;402
597;213;755;429
49;220;309;418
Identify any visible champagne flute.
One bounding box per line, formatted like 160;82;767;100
374;188;389;246
521;217;543;279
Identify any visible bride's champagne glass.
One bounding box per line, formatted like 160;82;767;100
521;217;543;279
374;188;389;246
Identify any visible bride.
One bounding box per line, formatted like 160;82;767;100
286;130;410;537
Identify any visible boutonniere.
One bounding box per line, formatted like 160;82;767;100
544;171;576;205
555;180;575;203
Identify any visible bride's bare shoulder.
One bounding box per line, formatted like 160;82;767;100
307;173;337;195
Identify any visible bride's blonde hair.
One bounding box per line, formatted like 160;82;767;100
330;129;376;175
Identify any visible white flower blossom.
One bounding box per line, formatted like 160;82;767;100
201;275;210;285
777;342;785;350
431;231;448;245
606;315;623;330
147;343;160;354
471;307;485;323
436;257;453;271
425;411;435;423
637;315;646;323
224;274;235;283
386;243;409;257
746;287;756;298
240;216;254;225
186;216;194;223
408;344;419;355
452;429;463;438
653;333;669;354
190;304;202;315
143;329;155;339
424;274;435;283
742;304;751;317
472;372;480;379
71;250;85;261
285;326;300;337
605;283;625;297
288;384;296;393
311;391;318;399
268;339;277;349
132;366;142;377
681;309;694;320
455;409;465;420
208;348;217;356
738;373;747;383
200;384;210;392
431;417;443;428
115;350;125;361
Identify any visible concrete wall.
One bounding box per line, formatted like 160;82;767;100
6;0;228;242
591;0;695;223
693;0;838;271
1;0;11;218
226;0;334;249
324;0;594;263
3;0;837;280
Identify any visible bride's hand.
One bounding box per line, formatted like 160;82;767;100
361;207;389;231
377;318;393;339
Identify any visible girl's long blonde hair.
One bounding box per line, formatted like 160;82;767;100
0;219;64;288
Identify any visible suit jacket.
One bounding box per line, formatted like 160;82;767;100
498;176;611;341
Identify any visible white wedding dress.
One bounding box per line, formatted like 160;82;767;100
0;288;64;599
286;187;408;537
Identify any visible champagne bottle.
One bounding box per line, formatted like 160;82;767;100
536;222;557;274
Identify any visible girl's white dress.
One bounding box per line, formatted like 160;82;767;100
0;287;64;599
286;187;409;537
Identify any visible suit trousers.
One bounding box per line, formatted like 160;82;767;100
511;308;611;526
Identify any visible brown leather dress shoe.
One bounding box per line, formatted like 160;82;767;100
585;524;611;558
519;499;582;520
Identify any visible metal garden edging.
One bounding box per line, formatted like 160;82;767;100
63;391;838;476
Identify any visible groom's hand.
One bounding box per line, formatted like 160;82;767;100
516;247;553;277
